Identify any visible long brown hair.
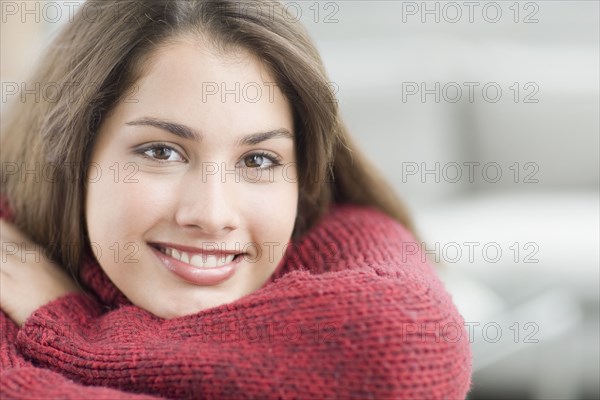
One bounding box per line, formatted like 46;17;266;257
1;0;420;280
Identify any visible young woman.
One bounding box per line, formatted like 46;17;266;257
0;1;472;398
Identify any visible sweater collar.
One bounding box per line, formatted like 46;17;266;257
79;250;133;309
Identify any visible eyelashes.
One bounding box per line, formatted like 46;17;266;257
239;151;282;169
134;143;282;170
137;143;184;162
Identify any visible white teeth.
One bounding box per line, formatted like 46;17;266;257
189;254;234;268
191;254;214;268
160;246;235;268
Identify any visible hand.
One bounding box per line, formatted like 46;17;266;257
1;219;83;326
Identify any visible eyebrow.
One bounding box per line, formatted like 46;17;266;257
125;117;293;146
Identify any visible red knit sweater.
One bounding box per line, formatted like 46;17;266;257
0;197;472;399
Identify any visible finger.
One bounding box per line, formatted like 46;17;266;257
1;237;22;261
0;252;22;278
0;219;27;242
0;267;16;306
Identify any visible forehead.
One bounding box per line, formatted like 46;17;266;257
109;40;294;139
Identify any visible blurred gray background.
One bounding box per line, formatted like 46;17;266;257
2;1;599;399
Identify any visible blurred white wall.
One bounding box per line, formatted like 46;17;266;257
299;0;599;205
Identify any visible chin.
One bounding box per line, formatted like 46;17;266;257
148;293;239;320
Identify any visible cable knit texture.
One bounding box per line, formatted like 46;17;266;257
0;194;472;399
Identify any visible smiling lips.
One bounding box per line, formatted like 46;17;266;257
150;242;243;286
159;246;236;268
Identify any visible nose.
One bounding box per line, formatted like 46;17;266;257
174;170;239;236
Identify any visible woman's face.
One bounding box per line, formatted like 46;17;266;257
85;41;298;319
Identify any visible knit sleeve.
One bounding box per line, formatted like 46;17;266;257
1;310;29;371
15;206;472;399
2;301;163;399
1;367;164;399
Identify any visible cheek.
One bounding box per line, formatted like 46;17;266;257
239;190;297;275
85;164;172;246
242;180;298;244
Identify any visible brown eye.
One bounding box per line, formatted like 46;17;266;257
244;154;266;168
241;153;281;169
149;147;173;160
139;144;185;162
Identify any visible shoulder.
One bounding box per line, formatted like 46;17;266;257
270;204;473;397
316;203;417;247
329;203;409;228
278;203;425;278
305;203;421;266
